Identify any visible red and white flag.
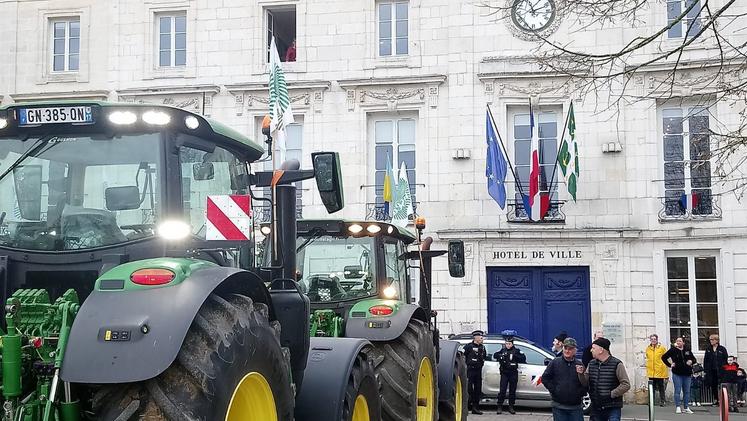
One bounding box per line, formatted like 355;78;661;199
525;101;550;221
206;195;252;240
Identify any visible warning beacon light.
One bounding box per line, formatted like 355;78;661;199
415;216;426;230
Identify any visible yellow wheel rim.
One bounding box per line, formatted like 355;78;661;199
455;374;463;421
225;372;277;421
416;357;435;421
351;394;371;421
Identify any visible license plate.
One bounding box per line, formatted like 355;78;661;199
18;106;94;126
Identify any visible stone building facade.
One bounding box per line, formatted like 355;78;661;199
1;0;747;393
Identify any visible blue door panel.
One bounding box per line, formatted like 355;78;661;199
487;266;591;352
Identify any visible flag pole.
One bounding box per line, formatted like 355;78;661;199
487;104;527;199
548;102;573;197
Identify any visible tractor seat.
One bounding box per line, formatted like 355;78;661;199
60;206;128;249
306;275;346;302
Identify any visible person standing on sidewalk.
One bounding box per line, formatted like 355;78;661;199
585;338;631;421
661;336;697;414
646;333;669;406
463;330;487;415
704;334;729;405
542;338;588;421
494;336;526;415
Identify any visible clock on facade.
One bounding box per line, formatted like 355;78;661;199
511;0;557;33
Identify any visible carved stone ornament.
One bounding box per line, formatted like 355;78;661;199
360;87;425;103
120;95;202;114
246;93;310;107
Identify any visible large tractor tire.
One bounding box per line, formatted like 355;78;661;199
438;352;468;421
92;292;295;421
370;319;438;421
343;350;382;421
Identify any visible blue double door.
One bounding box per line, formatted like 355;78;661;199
487;266;591;352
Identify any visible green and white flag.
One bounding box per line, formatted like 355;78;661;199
268;37;294;162
558;103;579;201
391;162;414;228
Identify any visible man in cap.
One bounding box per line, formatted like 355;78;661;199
553;331;569;356
463;330;487;414
542;338;588;421
584;338;630;421
494;335;526;414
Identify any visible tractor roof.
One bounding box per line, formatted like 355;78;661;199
0;101;265;162
297;219;417;244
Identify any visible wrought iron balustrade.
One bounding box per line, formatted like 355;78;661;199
506;200;566;223
658;194;721;222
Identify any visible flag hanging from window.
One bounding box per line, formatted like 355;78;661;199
268;36;294;163
523;100;550;221
486;110;507;209
383;154;394;217
679;192;700;212
558;102;579;201
391;162;414;228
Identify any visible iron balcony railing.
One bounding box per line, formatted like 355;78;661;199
506;199;566;223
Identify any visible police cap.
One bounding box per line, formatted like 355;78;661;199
471;330;484;337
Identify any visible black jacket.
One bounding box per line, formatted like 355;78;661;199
542;356;588;406
463;342;487;371
662;346;698;376
704;345;729;373
493;346;526;373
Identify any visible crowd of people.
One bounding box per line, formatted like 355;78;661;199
462;329;744;420
646;333;745;413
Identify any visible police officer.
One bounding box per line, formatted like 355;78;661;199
463;330;487;415
494;336;526;414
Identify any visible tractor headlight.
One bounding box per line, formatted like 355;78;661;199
157;220;191;240
366;224;381;234
184;116;200;130
348;224;363;234
108;111;137;125
260;226;272;236
0;118;7;130
382;286;398;299
142;110;171;126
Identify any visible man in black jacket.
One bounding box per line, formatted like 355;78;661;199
494;336;526;414
542;338;588;421
463;330;487;414
585;338;631;421
704;334;729;405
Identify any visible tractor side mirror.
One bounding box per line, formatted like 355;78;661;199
447;240;465;278
105;186;141;211
13;165;42;221
192;162;215;181
312;152;344;214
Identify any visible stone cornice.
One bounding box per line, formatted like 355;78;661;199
10;90;110;102
225;80;332;93
337;74;446;89
117;85;220;97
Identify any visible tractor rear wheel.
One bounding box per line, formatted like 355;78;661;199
343;349;381;421
438;352;468;421
93;292;294;421
370;319;438;421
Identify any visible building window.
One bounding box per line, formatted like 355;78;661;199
51;19;80;72
378;2;408;56
158;14;186;67
667;0;702;38
662;107;712;217
512;108;559;219
667;255;719;351
267;6;296;62
374;118;416;209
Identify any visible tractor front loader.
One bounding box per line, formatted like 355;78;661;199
268;217;469;421
0;102;379;421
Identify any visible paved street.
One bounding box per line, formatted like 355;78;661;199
467;404;747;420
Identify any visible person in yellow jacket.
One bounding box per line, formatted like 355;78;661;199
646;333;669;406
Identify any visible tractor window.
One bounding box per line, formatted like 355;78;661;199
296;235;376;302
383;241;405;300
178;142;248;238
0;134;163;251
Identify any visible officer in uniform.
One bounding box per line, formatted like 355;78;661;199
494;335;526;414
463;330;487;415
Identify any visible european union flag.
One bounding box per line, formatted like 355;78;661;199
486;110;507;209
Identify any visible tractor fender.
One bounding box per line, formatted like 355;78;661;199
344;303;429;342
60;266;270;384
295;337;373;421
437;339;463;403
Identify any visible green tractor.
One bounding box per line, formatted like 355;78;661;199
0;102;381;420
264;218;469;421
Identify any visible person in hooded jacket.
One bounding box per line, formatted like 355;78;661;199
542;338;588;421
661;337;698;414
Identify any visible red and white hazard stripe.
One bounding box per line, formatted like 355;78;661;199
206;195;252;240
